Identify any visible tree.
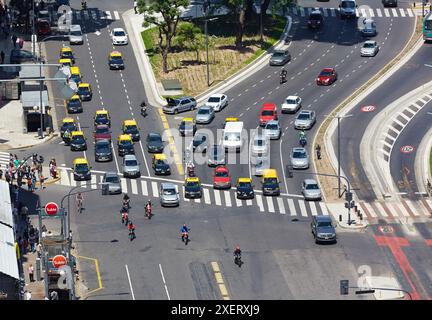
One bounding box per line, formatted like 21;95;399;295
176;22;204;62
137;0;189;73
223;0;248;49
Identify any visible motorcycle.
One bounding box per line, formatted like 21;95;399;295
280;73;287;84
145;205;152;219
121;212;129;225
128;229;135;241
62;135;71;146
140;106;147;117
234;253;242;267
181;232;189;245
187;164;195;177
299;137;307;148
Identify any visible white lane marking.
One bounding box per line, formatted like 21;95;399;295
120;178;127;193
125;265;135;300
130;179;138;194
138;140;150;177
141;180;148;196
224;191;232;207
214;190;222;206
105;11;112;20
91;175;97;189
158;264;171;300
277;197;285;214
70;172;77;187
194;198;201;203
256;195;264;212
235;196;242;207
376;8;382;17
288;198;296;216
363;202;377;218
151;181;159;197
114;11;120;20
391;8;398;17
319;202;329;215
309;201;318;216
111;141;121;174
266;197;275;213
279;138;289;194
368;8;375;17
299;200;308;217
204;188;211;204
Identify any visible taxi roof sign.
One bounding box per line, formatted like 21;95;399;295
225;117;238;122
110;51;122;56
62;117;75;123
78;83;90;88
154;154;166;160
73;158;88;165
186;177;200;183
118;134;132;140
263;169;277;178
123;120;137;126
95;109;108;115
238;178;252;183
71;131;84;136
182;117;194;122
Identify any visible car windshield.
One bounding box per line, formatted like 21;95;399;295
70;74;81;82
125;126;138;133
238;182;251;188
293;151;307;158
215;171;228;177
264;178;278;184
167;99;180;106
163;188;176;195
70;31;82;36
96;127;109;134
68;99;80;105
262;110;274;116
156;160;166;165
105;176;119;183
208;97;220;103
95;114;107;120
297;113;310;120
120;140;132;146
62;52;73;58
426;20;432;31
317;221;332;227
77;87;89;94
363;43;375;48
149;135;162;142
72;136;85;143
96;144;110;153
266;124;278;130
63;124;76;131
341;1;355;8
306;183;319;190
75;164;88;173
310;14;321;20
273;51;285;57
198;108;210;115
320;71;333;76
110;56;123;62
286;99;297;104
114;31;125;37
125;160;137;166
186;181;199;187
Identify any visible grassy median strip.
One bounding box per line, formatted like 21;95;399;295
141;15;286;96
313;16;423;202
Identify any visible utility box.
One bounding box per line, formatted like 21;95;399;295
1;82;20;100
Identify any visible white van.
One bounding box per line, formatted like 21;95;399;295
69;25;83;45
223;121;243;152
339;0;357;19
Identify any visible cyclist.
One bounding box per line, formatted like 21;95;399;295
76;192;83;212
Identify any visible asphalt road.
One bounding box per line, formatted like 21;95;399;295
339;43;432;202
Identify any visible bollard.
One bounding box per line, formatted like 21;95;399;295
35;257;41;281
339;214;342;222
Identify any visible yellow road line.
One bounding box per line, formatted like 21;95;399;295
157;108;184;175
211;261;230;300
77;255;103;295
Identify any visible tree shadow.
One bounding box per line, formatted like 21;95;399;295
181;59;206;66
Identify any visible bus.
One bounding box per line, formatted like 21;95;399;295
423;11;432;42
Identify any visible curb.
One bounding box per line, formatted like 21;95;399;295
337;221;368;230
2;133;59;151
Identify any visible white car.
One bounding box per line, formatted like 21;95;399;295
281;96;302;114
205;93;228;112
111;28;128;45
251;134;269;156
360;41;379;57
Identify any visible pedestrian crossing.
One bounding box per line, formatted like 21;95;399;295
72;9;122;22
358;200;432;220
291;6;423;18
0;151;10;168
55;167;329;217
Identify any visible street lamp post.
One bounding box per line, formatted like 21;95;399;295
203;0;210;87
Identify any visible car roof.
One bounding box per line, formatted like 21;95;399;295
113;27;125;32
69;94;80;100
182;117;194;122
186;177;200;182
304;178;318;185
110;50;122;56
215;165;228;171
293;147;306;152
266;120;279;125
315;215;332;222
119;134;132;140
78;83;90;88
225;117;238;122
71;131;84;136
262;103;277;109
96;138;110;144
286;95;300;100
153;154;166;160
149;132;161;137
124;154;137;160
209;93;224;98
123;120;137;126
322;68;334;72
199;105;212;110
364;40;376;45
299;110;312;114
105;171;118;177
70;25;81;31
62;117;75;123
263;169;278;177
96;124;109;129
310;9;322;15
73;157;88;164
96;109;108;114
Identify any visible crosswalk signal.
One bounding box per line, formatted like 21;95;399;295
340;280;349;295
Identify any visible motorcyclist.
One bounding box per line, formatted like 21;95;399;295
233;245;242;258
81;0;87;9
63;129;71;143
145;200;152;217
280;67;287;81
299;129;306;140
121;211;129;225
187;162;195;176
123;194;130;208
180;223;189;241
128;221;135;240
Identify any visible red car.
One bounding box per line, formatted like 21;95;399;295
316;68;337;86
94;124;112;141
213;166;231;189
259;103;278;126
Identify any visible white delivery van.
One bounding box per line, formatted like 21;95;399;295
223;121;243;152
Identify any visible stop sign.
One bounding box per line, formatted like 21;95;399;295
51;255;68;268
45;202;59;215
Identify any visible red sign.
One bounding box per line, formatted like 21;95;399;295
361;105;376;112
400;145;415;154
45;202;59;215
51;255;67;268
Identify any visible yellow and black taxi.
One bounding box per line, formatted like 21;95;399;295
65;94;82;113
69;66;82;84
60;46;75;63
179;117;196;136
122;119;140;141
117;134;134;156
70;131;87;151
77;83;93;101
60;117;77;137
73;158;91;181
94;109;111;127
261;169;280;196
236;178;254;199
184;177;202;199
108;50;125;70
152;154;171;175
223;117;238;129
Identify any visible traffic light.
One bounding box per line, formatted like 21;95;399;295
340;280;349;295
345;191;352;202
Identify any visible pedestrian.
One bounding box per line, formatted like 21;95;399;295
0;167;3;179
36;242;42;258
11;34;16;47
28;264;34;282
27;176;32;191
31;173;36;191
39;173;45;189
23;290;32;300
134;0;138;14
0;50;4;64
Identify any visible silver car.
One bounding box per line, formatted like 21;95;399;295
251;134;269;157
290;147;309;169
160;183;180;207
294;110;316;130
281;95;302;113
360;41;379;57
102;172;122;194
302;179;322;201
122;154;141;178
269;49;291;66
195;105;215;124
361;18;377;37
208;145;226;166
264;120;281;140
205;93;228;112
163;96;197;114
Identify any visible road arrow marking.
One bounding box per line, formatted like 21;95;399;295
95;30;101;36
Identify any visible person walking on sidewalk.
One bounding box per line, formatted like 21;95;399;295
27;175;32;191
28;264;34;282
36;242;42;258
39;173;45;189
134;1;138;14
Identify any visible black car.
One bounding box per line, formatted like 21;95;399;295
108;54;125;70
262;178;280;196
118;140;135;157
123;125;140;142
311;216;337;244
10;49;35;64
192;133;209;153
146;132;164;153
382;0;397;7
95;139;113;162
236;180;255;199
184;180;202;198
66;97;82;113
60;122;77;137
70;134;87;151
308;10;323;29
77;85;92;101
153;159;171;175
94;114;111;127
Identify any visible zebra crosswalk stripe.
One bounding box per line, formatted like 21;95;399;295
384;8;390;17
291;7;298;15
277;197;285;214
130;179;138;195
376;8;382;17
363;202;377;218
384;202;399;218
299;200;308;217
60;168;70;186
151;182;159;197
91;175;97;189
391;8;398;17
426;199;432;213
360;8;367;17
224;191;232;207
405;200;420;216
141;180;148;196
99;10;106;20
114;11;120;20
194;198;201;203
288;198;296;216
355;8;360;17
373;202;388;217
83;10;89;20
256;195;264;212
322;8;328;17
235;196;242;207
396;202;410;217
80;180;87;188
203;188;211;204
406;9;414;17
105;11;112;20
182;186;189;202
266;197;275;213
369;8;375;17
246;199;252;206
70;173;77;187
330;8;336;17
399;8;405;17
319;202;329;215
120;178;127;193
309;201;318;216
214;190;221;206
